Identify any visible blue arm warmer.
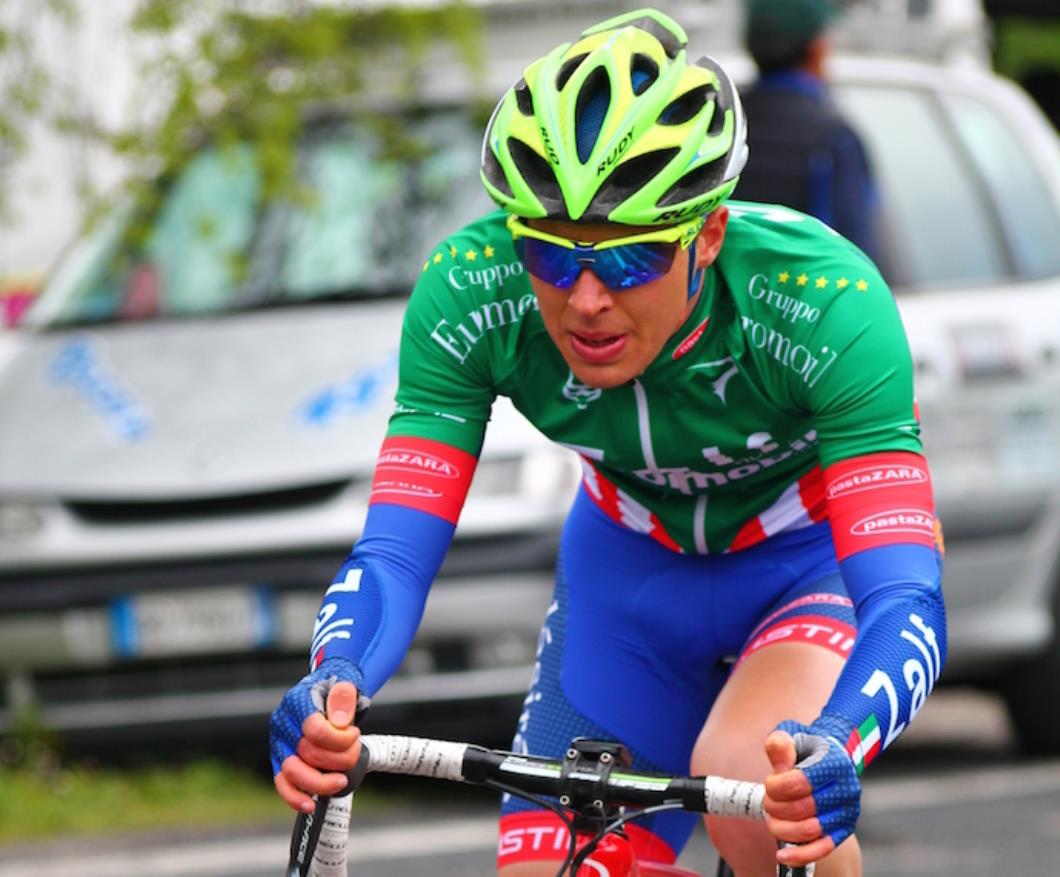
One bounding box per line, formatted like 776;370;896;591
311;502;456;697
819;543;947;764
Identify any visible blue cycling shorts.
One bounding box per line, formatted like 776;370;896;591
498;488;856;864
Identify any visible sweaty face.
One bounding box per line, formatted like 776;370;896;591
527;210;728;389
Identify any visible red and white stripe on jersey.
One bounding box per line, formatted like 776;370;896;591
580;457;684;553
728;466;827;552
368;435;477;525
823;450;939;561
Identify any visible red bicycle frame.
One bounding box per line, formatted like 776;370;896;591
571;830;702;876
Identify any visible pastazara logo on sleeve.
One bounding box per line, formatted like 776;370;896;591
826;464;928;500
823;451;938;561
370;436;478;524
850;509;935;538
377;448;461;479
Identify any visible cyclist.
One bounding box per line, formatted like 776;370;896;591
270;9;946;876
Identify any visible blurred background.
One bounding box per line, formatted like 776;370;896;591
1;1;1059;874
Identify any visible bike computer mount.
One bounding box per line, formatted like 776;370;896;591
559;738;634;832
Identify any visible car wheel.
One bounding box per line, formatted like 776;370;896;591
999;596;1060;756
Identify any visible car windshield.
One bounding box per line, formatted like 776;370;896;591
942;91;1060;282
835;81;1060;290
31;112;490;328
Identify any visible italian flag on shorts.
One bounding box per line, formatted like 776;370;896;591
845;715;882;776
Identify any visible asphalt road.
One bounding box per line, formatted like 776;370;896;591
4;689;1060;877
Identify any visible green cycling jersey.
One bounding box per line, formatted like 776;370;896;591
391;201;920;554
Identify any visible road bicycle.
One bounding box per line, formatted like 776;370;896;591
285;733;815;877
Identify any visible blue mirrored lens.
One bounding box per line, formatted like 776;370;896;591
520;239;583;288
520;239;677;291
601;241;678;289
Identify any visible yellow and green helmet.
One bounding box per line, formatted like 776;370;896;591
480;8;748;226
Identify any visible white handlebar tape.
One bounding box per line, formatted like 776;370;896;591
362;735;469;782
702;776;766;820
308;793;352;877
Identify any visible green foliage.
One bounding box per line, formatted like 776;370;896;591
0;1;484;231
0;701;62;775
0;707;398;844
0;759;288;842
994;17;1060;81
114;2;483;204
0;2;78;220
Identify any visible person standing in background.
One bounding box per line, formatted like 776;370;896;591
737;0;883;265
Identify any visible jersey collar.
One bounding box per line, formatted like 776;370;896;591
640;266;723;382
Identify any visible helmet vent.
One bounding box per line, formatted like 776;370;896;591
706;96;727;137
615;16;684;59
606;148;680;192
575;67;611;164
656;158;724;208
482;147;515;199
556;53;590;91
630;54;659;95
659;86;711;126
514;79;535;116
508;138;565;214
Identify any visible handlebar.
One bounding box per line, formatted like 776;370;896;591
363;734;765;817
287;734;810;877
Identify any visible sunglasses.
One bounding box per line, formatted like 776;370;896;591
506;214;705;291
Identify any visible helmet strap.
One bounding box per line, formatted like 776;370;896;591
686;241;705;299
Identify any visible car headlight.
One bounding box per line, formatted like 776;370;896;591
469;449;581;502
468;456;524;498
520;447;582;502
0;500;46;541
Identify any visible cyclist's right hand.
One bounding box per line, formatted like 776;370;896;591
269;655;363;813
763;718;861;868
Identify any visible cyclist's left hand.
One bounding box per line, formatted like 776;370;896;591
270;656;363;813
762;718;861;869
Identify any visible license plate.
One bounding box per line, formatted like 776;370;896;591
110;586;275;658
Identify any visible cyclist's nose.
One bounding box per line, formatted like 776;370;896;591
566;269;613;316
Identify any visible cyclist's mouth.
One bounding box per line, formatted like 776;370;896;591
569;331;628;362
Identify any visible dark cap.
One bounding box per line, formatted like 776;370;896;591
746;0;837;40
744;0;838;71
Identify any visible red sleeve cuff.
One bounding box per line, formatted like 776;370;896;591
369;435;478;525
824;451;941;561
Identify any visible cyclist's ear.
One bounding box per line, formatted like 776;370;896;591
695;206;729;272
326;681;360;729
